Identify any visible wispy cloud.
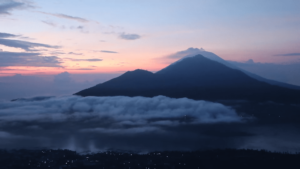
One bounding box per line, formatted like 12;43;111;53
41;20;57;27
0;38;60;51
0;32;60;51
0;32;18;38
119;32;141;40
66;58;103;62
68;52;82;55
167;47;206;59
39;11;89;23
0;51;62;67
274;53;300;56
50;51;65;55
41;21;89;33
96;50;118;53
0;0;31;15
67;68;95;70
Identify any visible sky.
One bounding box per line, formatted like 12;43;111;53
1;0;300;152
0;0;300;99
1;0;300;75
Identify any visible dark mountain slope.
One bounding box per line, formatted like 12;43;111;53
195;50;300;90
75;55;300;103
241;70;300;90
156;55;265;87
100;69;155;89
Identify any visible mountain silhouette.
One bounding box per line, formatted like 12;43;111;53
186;48;300;90
75;55;300;103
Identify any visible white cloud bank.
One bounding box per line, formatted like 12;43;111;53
0;95;241;124
0;95;244;151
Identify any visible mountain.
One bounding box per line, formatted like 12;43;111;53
75;55;300;103
192;49;300;90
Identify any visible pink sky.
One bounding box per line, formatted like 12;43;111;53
0;0;300;76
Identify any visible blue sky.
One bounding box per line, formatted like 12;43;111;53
0;0;300;99
1;0;299;71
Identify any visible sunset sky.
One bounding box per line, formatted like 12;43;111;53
1;0;300;76
2;0;300;155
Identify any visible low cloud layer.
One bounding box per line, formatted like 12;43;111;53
0;96;246;151
0;95;241;124
0;93;299;153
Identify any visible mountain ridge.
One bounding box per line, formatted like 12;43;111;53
75;55;300;103
186;49;300;90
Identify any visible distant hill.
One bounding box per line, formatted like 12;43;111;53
75;55;300;103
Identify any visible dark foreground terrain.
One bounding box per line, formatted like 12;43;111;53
0;149;299;169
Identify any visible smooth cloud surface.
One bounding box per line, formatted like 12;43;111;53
0;95;243;151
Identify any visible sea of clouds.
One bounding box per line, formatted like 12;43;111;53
2;95;299;153
0;95;247;152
